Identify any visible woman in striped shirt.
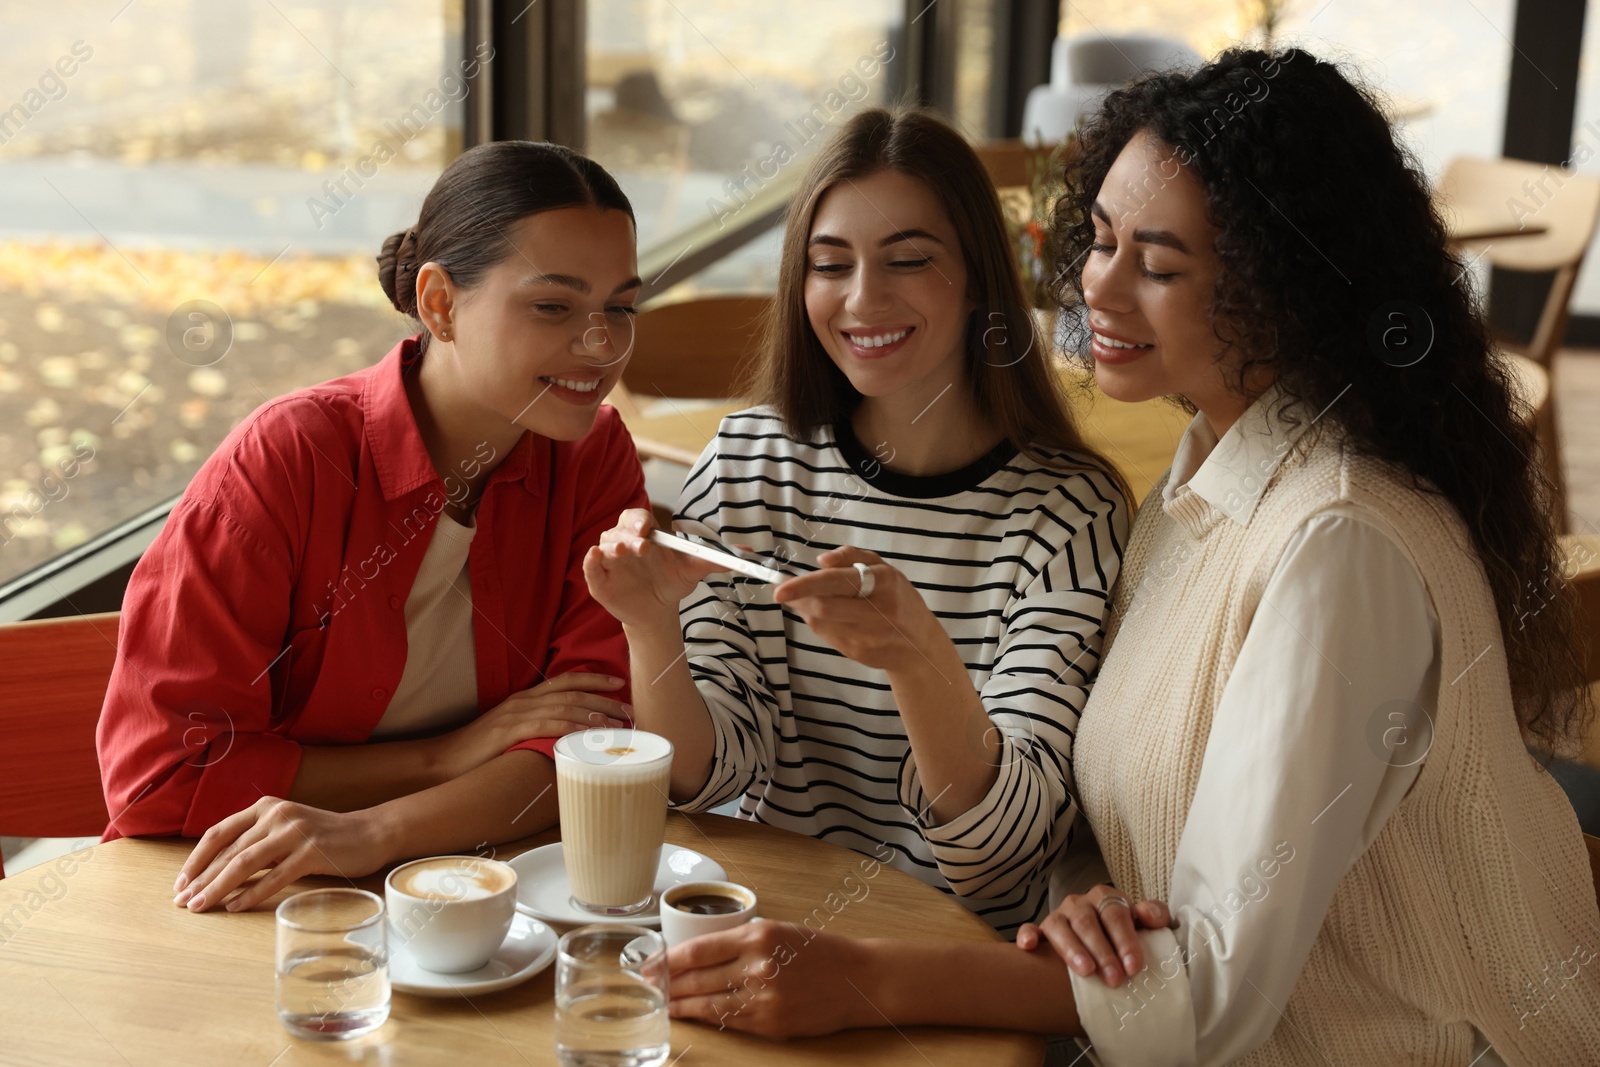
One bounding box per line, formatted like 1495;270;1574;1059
585;107;1128;934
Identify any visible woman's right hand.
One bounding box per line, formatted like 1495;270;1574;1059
583;508;719;628
1016;883;1173;988
435;672;631;780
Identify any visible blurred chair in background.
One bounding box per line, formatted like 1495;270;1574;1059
1437;157;1600;533
1020;34;1202;144
614;294;771;526
0;612;117;878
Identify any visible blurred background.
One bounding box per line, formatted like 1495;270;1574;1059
0;0;1595;609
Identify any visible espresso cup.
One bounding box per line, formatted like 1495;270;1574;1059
555;729;674;916
384;855;517;974
658;880;757;948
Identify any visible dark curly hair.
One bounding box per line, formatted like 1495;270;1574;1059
1051;47;1590;756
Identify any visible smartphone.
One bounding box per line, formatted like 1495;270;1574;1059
647;530;786;583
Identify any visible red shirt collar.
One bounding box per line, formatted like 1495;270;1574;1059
360;335;540;502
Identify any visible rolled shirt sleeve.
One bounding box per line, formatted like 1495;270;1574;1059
897;471;1124;901
1070;508;1437;1066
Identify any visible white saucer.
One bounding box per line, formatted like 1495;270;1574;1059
389;912;557;996
509;843;726;927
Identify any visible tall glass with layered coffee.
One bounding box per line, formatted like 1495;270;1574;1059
554;729;674;916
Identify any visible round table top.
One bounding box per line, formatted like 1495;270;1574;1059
0;812;1043;1066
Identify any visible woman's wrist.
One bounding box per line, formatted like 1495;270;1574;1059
418;731;464;786
356;801;407;869
621;609;683;652
848;937;915;1028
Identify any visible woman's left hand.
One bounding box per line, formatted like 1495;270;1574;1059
171;797;393;913
774;547;938;672
667;920;874;1039
1016;883;1174;988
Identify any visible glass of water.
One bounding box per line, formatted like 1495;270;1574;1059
275;888;390;1040
555;924;670;1067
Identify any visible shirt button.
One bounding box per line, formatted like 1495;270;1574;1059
388;595;401;609
371;687;386;701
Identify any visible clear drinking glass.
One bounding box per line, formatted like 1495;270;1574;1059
275;888;390;1040
554;924;670;1067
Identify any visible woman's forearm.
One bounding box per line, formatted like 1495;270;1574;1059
622;614;718;800
856;938;1082;1035
289;735;452;812
886;631;1001;824
366;749;558;861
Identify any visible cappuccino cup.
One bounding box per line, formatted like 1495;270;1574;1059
385;855;517;974
658;881;757;948
554;728;673;916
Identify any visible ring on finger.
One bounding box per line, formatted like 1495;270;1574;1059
1094;894;1132;917
853;561;875;599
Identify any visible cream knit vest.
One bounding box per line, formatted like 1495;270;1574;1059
1074;425;1600;1065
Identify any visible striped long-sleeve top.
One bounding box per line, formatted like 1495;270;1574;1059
669;407;1128;933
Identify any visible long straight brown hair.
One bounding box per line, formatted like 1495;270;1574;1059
742;106;1126;498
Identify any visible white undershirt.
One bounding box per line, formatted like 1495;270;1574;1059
1065;390;1513;1066
368;511;480;739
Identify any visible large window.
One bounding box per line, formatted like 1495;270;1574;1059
583;0;907;296
1565;7;1600;314
0;0;469;587
1055;0;1513;182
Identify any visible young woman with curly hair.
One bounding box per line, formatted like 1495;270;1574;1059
660;49;1600;1067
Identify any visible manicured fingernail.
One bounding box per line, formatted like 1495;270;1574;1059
174;888;192;905
173;873;188;893
225;899;241;912
187;895;205;911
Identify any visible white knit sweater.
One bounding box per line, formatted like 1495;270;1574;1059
1073;422;1600;1065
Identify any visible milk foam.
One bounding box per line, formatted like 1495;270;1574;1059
393;862;504;900
554;728;673;782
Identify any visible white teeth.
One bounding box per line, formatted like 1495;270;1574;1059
542;376;600;393
847;328;910;349
1093;331;1151;350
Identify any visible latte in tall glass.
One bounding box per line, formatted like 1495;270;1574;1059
554;729;673;916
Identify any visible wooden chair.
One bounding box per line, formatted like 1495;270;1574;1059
973;139;1059;191
624;294;771;402
1561;534;1600;774
1436;158;1600;532
0;612;118;878
618;293;771;485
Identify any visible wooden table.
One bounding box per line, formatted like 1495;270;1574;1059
0;813;1043;1066
1442;201;1550;244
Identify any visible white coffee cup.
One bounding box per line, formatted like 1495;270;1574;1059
385;855;517;974
658;880;757;948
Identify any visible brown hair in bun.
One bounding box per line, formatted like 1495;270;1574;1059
375;140;634;355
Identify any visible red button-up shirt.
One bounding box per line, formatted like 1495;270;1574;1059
97;337;645;839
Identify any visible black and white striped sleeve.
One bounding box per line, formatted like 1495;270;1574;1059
667;439;781;812
897;467;1127;900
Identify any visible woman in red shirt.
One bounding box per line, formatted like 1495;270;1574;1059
96;141;648;913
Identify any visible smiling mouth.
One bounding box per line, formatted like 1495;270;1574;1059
539;375;601;394
1091;331;1153;350
842;326;913;349
838;327;915;356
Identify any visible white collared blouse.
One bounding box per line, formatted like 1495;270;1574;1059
1062;386;1511;1066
